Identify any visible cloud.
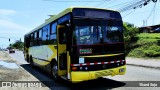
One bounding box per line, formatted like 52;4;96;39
0;9;16;15
0;20;30;33
0;9;31;35
0;9;16;20
0;9;31;48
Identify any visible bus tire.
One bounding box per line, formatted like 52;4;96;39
30;56;34;68
27;54;29;62
51;62;59;81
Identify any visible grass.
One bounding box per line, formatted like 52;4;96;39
137;33;160;39
127;33;160;58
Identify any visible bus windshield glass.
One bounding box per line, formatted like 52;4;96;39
73;18;123;45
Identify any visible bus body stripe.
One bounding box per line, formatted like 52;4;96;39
86;63;90;66
97;62;101;64
101;62;105;64
70;60;125;66
90;63;94;65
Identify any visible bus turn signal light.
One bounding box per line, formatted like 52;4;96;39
72;67;77;71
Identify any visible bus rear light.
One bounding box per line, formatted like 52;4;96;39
72;67;77;71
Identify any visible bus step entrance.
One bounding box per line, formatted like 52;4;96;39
61;75;68;80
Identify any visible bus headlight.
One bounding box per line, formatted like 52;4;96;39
79;58;84;64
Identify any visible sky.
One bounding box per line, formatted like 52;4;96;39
0;0;160;48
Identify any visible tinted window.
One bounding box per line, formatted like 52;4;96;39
42;24;50;45
73;19;123;45
34;32;37;46
42;30;48;40
50;23;57;44
59;27;66;44
24;35;30;48
30;34;34;46
58;14;71;24
39;29;42;38
31;33;34;40
34;32;37;39
51;23;57;34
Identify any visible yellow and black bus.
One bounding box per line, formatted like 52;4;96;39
24;7;126;83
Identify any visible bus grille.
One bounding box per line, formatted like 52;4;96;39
95;70;114;78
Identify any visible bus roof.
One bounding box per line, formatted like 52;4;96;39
25;7;118;36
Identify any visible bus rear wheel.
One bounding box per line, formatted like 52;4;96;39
30;56;34;68
51;63;59;81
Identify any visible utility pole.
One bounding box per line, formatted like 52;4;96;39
143;20;145;27
146;20;147;26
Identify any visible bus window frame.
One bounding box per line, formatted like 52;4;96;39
30;33;34;46
50;22;57;44
42;24;50;45
33;31;38;46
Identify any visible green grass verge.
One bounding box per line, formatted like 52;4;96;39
127;33;160;58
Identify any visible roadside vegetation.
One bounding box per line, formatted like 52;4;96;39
124;22;160;58
8;41;24;51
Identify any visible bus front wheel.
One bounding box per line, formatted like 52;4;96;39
51;62;59;81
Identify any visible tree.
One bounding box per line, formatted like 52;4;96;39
123;22;139;43
12;41;24;50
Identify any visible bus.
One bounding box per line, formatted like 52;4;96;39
24;7;126;83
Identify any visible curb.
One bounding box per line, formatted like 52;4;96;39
127;63;160;70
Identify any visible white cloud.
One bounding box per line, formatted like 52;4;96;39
0;9;31;48
0;20;30;33
0;9;16;20
0;9;16;15
0;9;31;34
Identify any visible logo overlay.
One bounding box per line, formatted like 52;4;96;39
1;81;44;87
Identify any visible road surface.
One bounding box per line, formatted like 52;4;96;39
8;51;160;90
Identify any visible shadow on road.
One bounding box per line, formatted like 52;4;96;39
21;64;125;90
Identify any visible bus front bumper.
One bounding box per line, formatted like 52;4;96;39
70;65;126;83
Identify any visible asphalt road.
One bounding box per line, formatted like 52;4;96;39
8;50;27;64
8;51;160;90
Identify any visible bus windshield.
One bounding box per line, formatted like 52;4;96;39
73;18;123;45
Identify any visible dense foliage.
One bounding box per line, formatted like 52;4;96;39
123;22;160;58
126;33;160;58
123;22;139;43
9;41;24;50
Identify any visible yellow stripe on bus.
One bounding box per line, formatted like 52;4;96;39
48;45;57;61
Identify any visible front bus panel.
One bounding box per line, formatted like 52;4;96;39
70;8;126;82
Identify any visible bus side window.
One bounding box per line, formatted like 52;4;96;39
42;24;50;45
38;29;42;45
30;33;34;46
25;36;30;48
42;29;48;45
34;31;37;46
50;23;57;44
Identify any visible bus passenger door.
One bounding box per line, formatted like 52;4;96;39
57;25;67;76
